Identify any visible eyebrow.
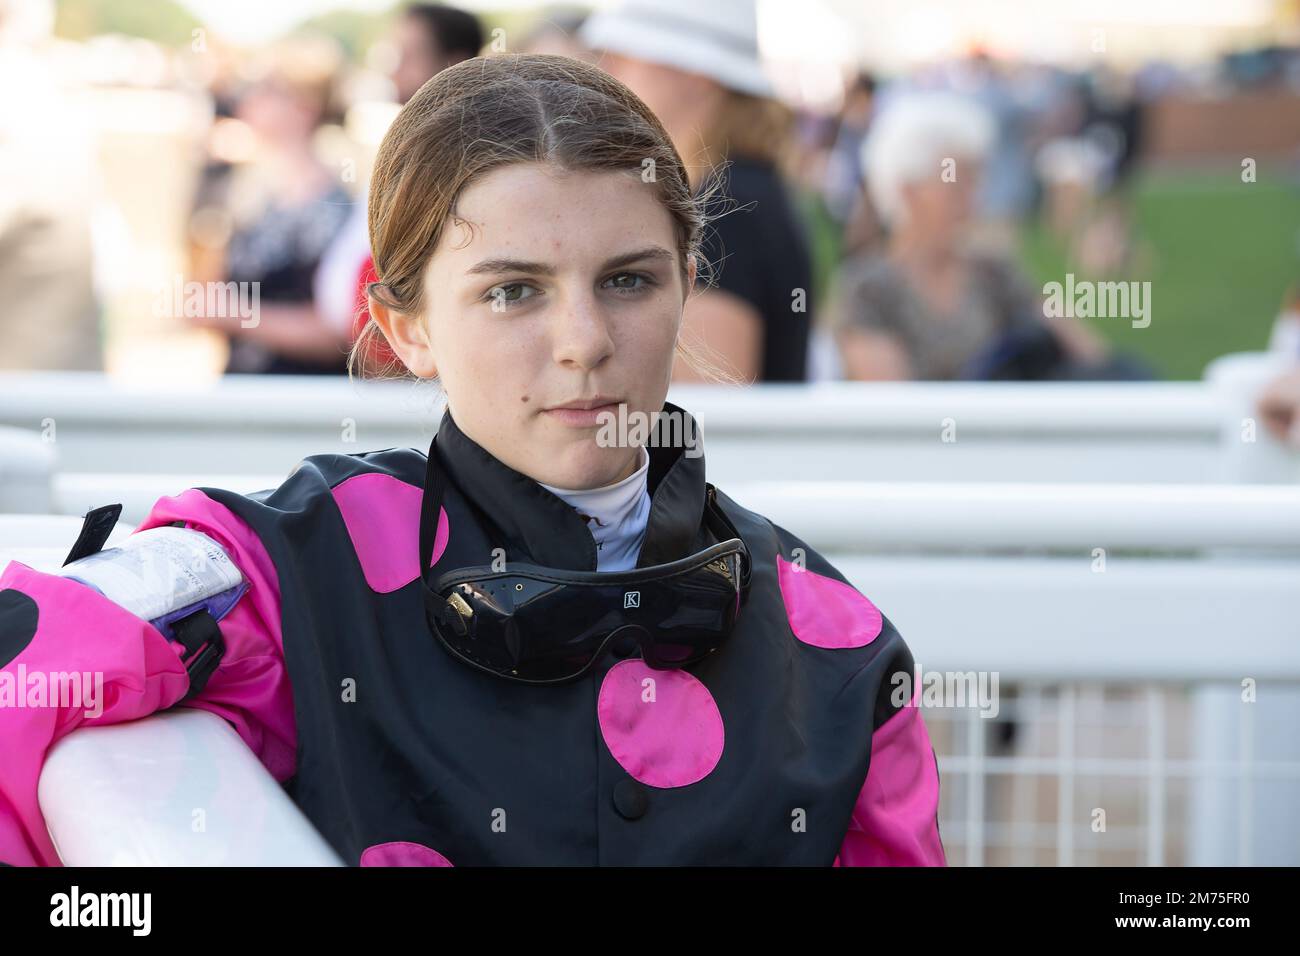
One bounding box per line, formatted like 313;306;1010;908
465;245;675;277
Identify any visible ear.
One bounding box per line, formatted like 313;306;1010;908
369;295;438;379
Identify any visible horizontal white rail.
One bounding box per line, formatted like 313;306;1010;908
841;555;1300;680
51;473;1300;552
41;474;1300;550
0;515;134;571
0;371;1221;433
54;472;282;525
727;481;1300;550
7;371;1285;483
0;426;55;513
10;477;1300;684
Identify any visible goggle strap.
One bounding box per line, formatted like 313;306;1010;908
419;430;449;579
421;434;751;595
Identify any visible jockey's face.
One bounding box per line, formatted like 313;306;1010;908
381;162;693;489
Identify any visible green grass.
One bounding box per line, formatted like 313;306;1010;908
1019;171;1300;380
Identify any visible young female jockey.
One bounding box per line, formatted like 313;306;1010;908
0;55;945;867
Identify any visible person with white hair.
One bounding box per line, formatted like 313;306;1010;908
832;91;1114;381
863;91;996;235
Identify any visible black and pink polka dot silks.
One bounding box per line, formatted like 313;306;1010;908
0;406;945;867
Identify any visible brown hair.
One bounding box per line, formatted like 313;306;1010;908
350;53;740;384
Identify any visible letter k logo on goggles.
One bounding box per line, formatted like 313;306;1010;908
417;439;751;685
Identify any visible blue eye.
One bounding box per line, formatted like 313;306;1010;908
603;272;652;294
486;283;539;309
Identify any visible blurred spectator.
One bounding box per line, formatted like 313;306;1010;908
1038;66;1146;276
950;51;1043;235
581;0;814;383
319;3;484;377
822;72;876;226
832;92;1123;381
1266;280;1300;361
0;0;102;371
390;2;485;104
518;7;591;59
189;36;353;375
1256;366;1300;446
1079;66;1145;193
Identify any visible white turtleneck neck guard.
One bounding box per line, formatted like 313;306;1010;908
538;446;651;572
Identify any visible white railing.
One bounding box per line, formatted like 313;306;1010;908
3;350;1297;865
0;514;134;569
4;466;1297;865
731;481;1300;551
53;472;282;525
929;682;1300;867
44;472;1300;542
0;427;55;513
10;482;1300;681
2;352;1297;486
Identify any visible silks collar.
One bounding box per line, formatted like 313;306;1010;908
431;400;709;572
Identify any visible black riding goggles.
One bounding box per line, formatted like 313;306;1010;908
418;438;752;685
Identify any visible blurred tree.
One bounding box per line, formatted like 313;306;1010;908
55;0;200;46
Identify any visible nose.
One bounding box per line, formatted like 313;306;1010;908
550;289;615;371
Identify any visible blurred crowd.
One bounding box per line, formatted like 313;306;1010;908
3;0;1300;426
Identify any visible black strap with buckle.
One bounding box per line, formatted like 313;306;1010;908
170;609;226;703
61;504;228;703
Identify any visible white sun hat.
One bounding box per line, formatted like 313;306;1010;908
578;0;774;99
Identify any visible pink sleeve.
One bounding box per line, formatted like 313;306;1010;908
833;701;947;867
0;489;295;867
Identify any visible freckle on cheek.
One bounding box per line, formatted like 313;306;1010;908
521;394;529;403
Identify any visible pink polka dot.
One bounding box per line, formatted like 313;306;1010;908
597;659;724;788
360;841;454;866
776;554;882;648
331;473;449;593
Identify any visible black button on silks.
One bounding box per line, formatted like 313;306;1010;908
610;632;640;659
612;777;649;820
